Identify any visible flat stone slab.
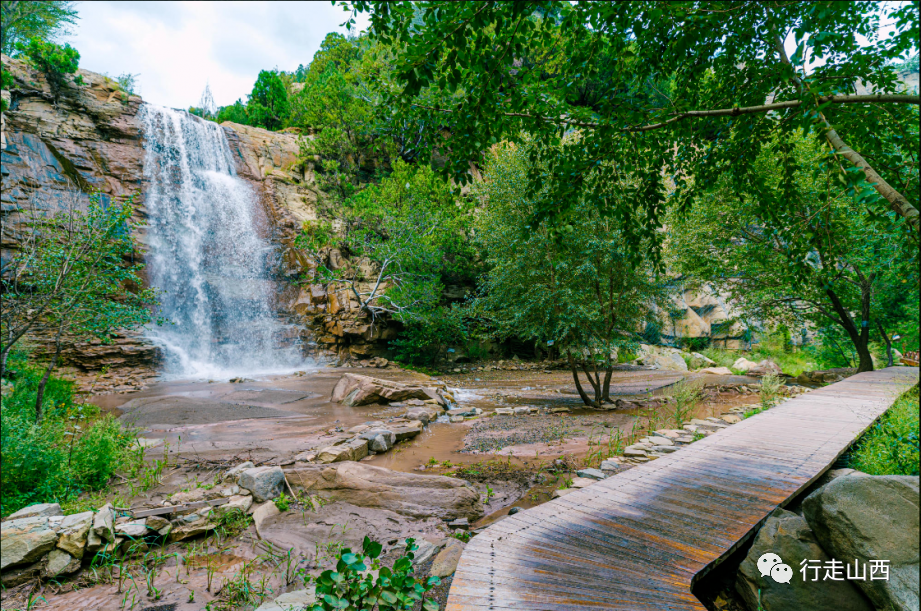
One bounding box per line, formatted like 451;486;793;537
221;389;318;404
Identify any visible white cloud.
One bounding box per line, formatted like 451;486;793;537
65;1;369;109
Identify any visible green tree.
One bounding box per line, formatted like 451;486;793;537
297;160;476;364
0;191;158;421
1;0;78;56
474;143;670;407
345;1;920;247
668;134;917;373
247;69;289;130
216;98;250;125
15;36;82;96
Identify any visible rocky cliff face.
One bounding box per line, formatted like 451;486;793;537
221;122;396;362
1;54;160;387
1;55;391;388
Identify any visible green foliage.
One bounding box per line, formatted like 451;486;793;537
298;161;476;364
1;1;78;56
16;36;81;92
668;133;917;373
215;99;249;125
1;192;158;419
113;73;138;96
850;387;920;476
391;307;465;366
247;69;289;130
472;142;670;400
347;1;920;246
1;65;12;112
274;492;290;512
306;536;440;611
0;350;137;516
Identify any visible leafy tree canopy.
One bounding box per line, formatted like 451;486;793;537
668;132;917;372
343;0;920;255
1;0;78;56
247;69;289;130
474;141;671;406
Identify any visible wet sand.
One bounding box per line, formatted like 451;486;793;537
88;365;762;471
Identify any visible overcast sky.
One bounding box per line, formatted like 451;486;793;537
64;1;369;109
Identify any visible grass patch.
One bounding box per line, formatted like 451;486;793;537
849;386;919;476
1;349;139;516
700;346;819;376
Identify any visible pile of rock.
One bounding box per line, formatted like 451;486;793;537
792;368;857;387
737;472;919;611
617;411;749;465
295;418;426;465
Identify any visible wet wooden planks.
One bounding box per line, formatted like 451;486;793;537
446;367;918;611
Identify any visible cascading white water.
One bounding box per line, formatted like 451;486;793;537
139;104;305;379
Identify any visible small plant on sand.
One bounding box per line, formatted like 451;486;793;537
450;531;472;543
305;536;441;610
209;558;271;611
759;374;783;411
275;492;290;512
670;380;702;428
483;484;495;504
427;456;438;465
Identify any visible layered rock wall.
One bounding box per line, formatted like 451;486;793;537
0;54;160;379
221;122;396;362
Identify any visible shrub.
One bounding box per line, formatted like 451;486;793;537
391;307;466;367
16;36;81;93
305;536;440;610
0;349;137;516
849;387;919;476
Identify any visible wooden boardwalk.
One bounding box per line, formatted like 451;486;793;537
446;367;918;611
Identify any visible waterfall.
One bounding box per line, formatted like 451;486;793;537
139;104;305;379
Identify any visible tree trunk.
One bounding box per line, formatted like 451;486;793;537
601;367;614;403
34;323;66;423
580;362;605;408
825;288;874;373
876;321;894;367
569;355;594;407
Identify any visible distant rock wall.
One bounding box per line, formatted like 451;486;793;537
220;122;396;362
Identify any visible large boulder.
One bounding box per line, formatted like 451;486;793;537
239;466;285;502
732;357;760;373
803;475;919;611
6;503;64;521
92;503;116;542
699;366;734;375
56;511;94;559
317;438;369;463
736;509;872;611
430;539;466;578
688;352;716;369
747;359;783;377
359;429;396;453
1;517;59;570
42;548;81;578
643;350;689;372
331;374;442;406
285;462;483;521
